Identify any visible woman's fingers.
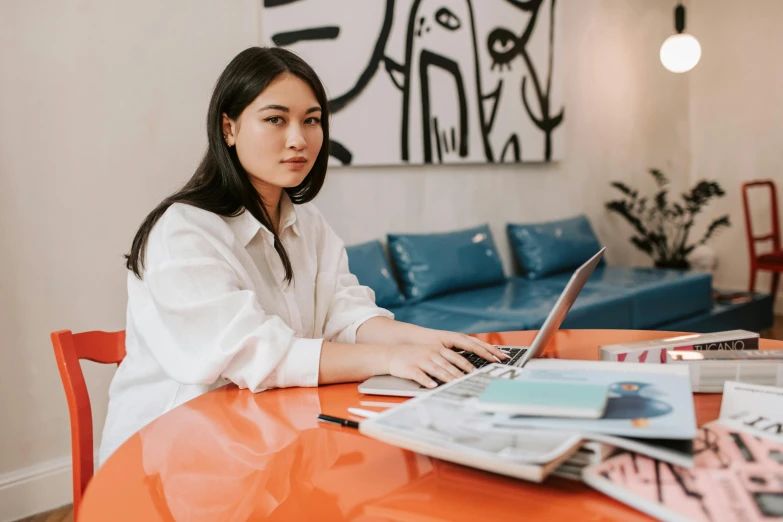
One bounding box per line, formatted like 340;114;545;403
433;352;468;378
440;348;476;374
408;368;438;389
470;336;509;360
421;360;455;384
389;343;507;391
450;334;508;362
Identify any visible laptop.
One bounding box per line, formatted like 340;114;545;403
358;247;606;397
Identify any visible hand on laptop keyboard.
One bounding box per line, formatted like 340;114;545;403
428;346;527;386
385;340;510;390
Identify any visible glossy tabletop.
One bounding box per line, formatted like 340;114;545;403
79;330;783;522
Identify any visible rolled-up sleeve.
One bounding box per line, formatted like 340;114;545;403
315;220;394;344
140;213;321;392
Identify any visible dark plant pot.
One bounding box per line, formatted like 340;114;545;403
654;260;690;270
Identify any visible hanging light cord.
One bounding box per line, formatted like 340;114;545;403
675;2;686;34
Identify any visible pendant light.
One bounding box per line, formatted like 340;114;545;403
660;1;701;73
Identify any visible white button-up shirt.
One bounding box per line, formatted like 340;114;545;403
99;195;392;465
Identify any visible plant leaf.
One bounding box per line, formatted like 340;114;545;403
631;236;654;255
610;181;636;198
697;215;731;245
607;200;648;236
683;181;726;214
649;169;669;187
654;190;668;212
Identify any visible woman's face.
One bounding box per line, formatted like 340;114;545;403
224;73;323;194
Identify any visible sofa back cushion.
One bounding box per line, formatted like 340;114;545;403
387;225;506;301
507;215;604;279
345;240;406;308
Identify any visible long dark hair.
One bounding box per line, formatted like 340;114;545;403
125;47;330;283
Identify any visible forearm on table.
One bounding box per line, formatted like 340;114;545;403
354;316;437;345
318;341;391;385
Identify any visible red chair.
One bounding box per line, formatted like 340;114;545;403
51;330;125;518
742;180;783;299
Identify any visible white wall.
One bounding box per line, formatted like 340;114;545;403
0;1;261;519
689;0;783;309
0;0;744;519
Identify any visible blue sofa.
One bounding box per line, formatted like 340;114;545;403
346;216;775;335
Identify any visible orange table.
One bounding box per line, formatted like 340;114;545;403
79;330;783;522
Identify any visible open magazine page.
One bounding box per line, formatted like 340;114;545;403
582;421;783;522
492;359;697;441
359;364;583;483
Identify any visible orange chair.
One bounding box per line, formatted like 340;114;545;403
742;180;783;299
51;330;125;518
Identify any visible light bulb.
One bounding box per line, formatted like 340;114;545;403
660;33;702;73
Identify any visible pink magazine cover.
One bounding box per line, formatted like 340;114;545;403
583;421;783;522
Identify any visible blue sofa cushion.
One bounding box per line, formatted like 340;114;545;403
508;215;604;279
345;240;405;308
387;225;505;301
543;266;712;328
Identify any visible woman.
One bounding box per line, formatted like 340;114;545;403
99;47;507;464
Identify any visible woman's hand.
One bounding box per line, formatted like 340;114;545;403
427;330;509;363
356;318;509;362
385;344;474;389
385;335;510;389
352;318;510;388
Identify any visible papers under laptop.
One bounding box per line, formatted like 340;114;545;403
358;247;606;397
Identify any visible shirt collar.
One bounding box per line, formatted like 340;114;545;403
226;192;300;247
278;191;301;237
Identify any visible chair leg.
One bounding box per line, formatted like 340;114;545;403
749;268;757;293
772;271;781;297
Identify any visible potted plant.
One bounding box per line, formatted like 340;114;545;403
605;169;731;269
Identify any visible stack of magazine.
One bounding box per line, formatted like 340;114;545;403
359;359;698;483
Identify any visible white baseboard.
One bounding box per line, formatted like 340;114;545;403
0;456;73;522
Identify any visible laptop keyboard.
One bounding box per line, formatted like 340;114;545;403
454;346;527;369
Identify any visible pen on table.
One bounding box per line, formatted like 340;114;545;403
317;414;359;429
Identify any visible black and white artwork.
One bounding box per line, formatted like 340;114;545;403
262;0;564;166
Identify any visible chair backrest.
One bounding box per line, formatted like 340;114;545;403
741;180;781;261
51;329;125;518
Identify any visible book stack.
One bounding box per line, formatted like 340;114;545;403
666;349;783;392
599;329;760;364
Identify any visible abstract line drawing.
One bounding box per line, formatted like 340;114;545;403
262;0;564;166
271;26;341;46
